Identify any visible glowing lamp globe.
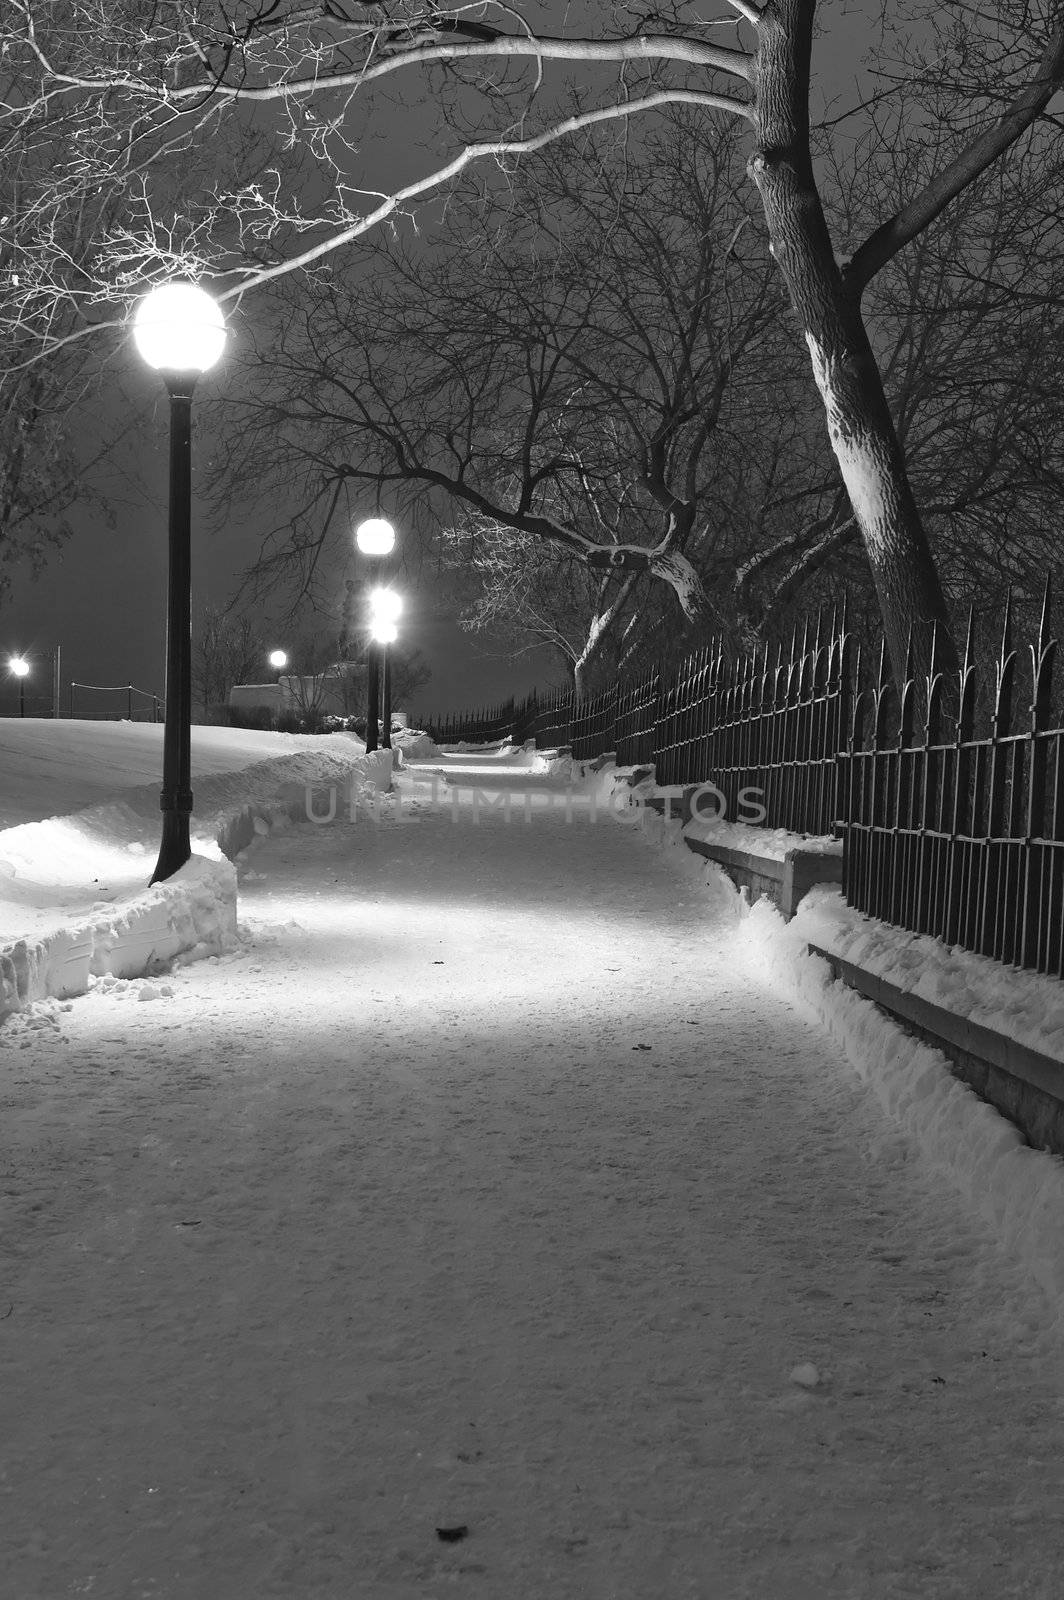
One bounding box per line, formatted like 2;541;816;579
268;649;288;670
9;656;30;677
355;518;396;557
370;587;402;623
371;620;398;645
133;283;227;374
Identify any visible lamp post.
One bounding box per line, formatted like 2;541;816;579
8;656;30;718
268;649;288;678
369;589;402;751
354;518;396;753
132;282;226;885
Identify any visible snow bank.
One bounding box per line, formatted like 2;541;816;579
436;738;515;754
390;728;440;760
572;758;654;811
0;719;368;831
0;733;390;1018
405;744;552;777
794;885;1064;1062
0;746;392;944
0;855;236;1018
571;758;840;859
432;740;556;766
683;815;841;862
636;808;1064;1325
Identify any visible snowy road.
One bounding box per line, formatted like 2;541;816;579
3;759;1063;1599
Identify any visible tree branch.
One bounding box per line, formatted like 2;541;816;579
28;29;754;102
845;15;1064;296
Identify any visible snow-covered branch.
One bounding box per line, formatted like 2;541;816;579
215;89;754;304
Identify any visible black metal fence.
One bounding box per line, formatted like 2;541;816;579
430;687;573;751
841;590;1064;978
424;614;848;835
423;583;1064;980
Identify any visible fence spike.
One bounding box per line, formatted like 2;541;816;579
1000;585;1014;665
903;624;914;684
1037;571;1054;660
962;605;976;674
876;635;889;692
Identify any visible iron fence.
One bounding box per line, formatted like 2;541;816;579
423;582;1064;980
425;616;848;834
421;697;517;747
841;586;1064;978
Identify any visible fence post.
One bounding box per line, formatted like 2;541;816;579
979;594;1018;962
1023;575;1057;971
840;642;867;905
652;657;672;785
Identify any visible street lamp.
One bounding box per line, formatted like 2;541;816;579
8;655;30;718
132;281;226;885
354;518;396;754
369;594;401;750
355;518;396;558
268;649;288;678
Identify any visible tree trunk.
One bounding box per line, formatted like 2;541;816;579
748;0;957;686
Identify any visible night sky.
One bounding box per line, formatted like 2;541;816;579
0;3;875;722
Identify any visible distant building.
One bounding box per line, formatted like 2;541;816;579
228;664;355;719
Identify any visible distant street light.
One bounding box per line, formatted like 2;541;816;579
355;518;396;558
355;519;397;754
268;649;288;678
133;281;226;885
369;587;402;625
8;655;30;718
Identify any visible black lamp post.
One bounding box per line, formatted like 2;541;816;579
381;635;393;750
369;602;400;751
355;519;396;753
132;283;226;885
8;656;30;718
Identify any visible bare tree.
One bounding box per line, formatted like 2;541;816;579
215;116;814;693
0;35;155;590
192;604;266;708
4;1;1064;680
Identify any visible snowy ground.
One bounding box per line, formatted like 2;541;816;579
2;742;1064;1597
0;722;384;943
0;720;355;833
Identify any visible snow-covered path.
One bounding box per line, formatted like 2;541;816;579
3;762;1064;1599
